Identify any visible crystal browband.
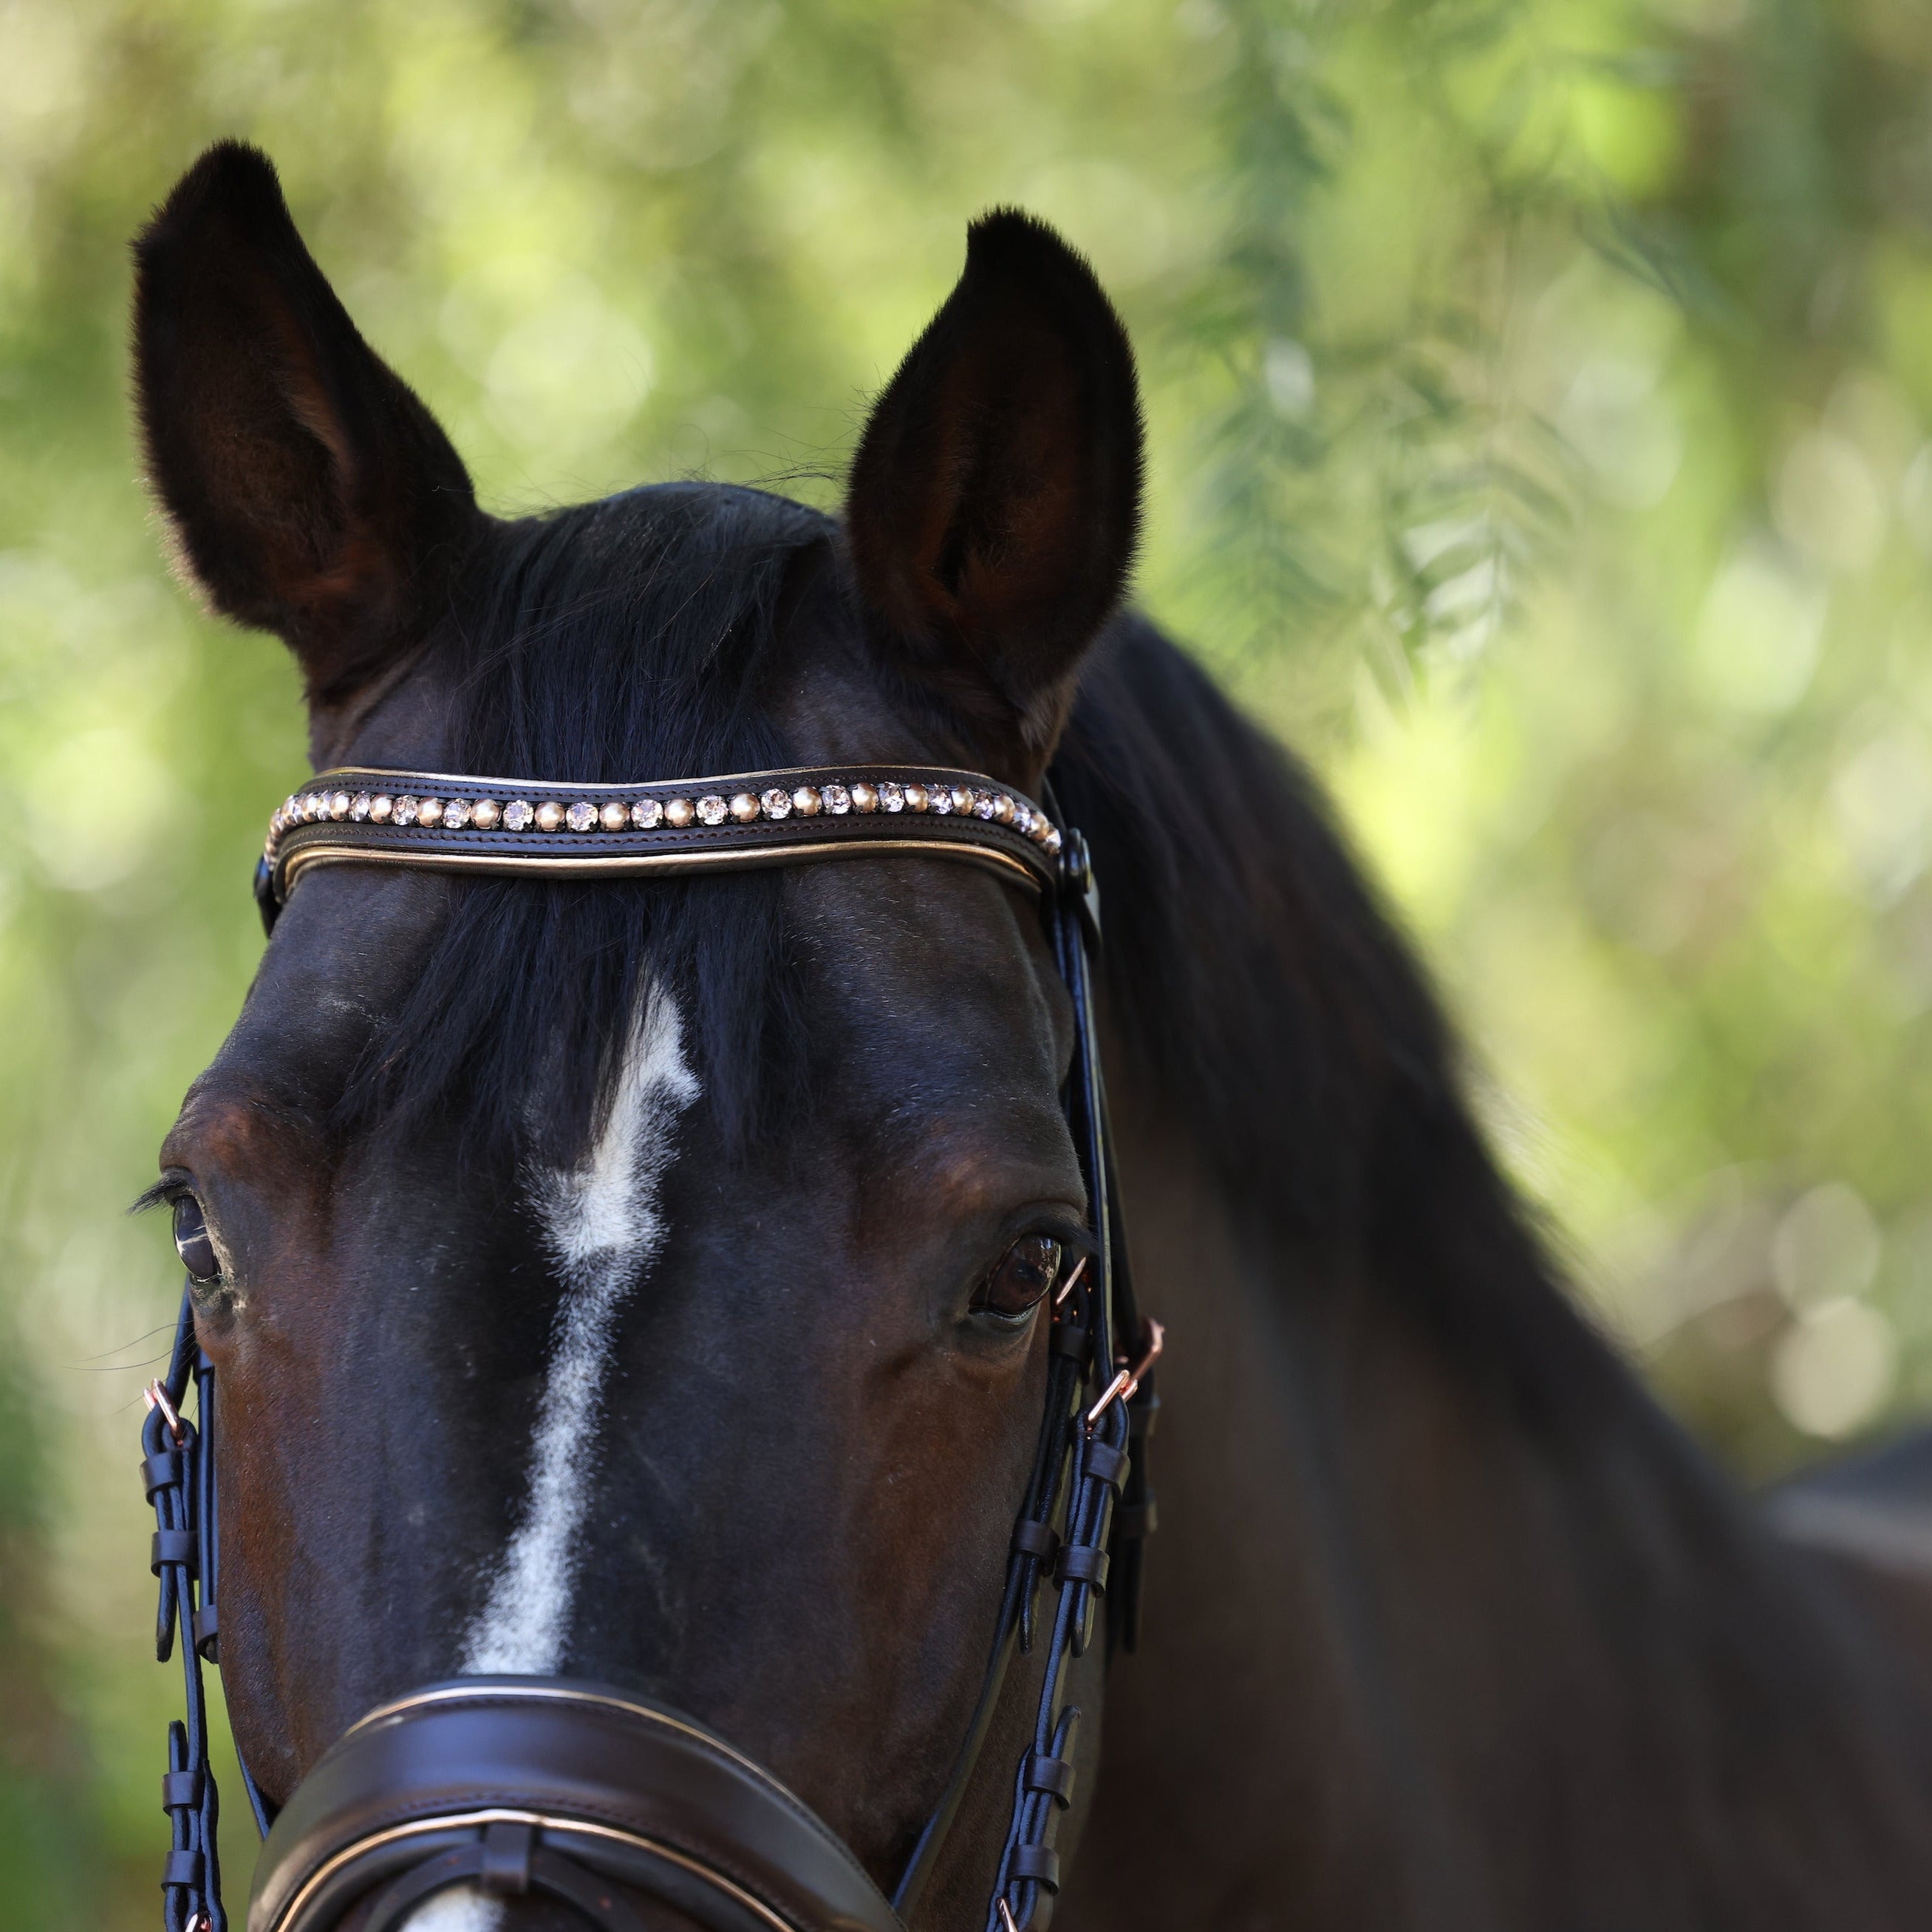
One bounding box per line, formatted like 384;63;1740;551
256;764;1064;928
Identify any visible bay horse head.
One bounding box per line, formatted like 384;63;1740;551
133;142;1147;1932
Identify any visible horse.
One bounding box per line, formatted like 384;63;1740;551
126;139;1932;1932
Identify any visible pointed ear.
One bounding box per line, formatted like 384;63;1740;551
844;210;1143;755
132;143;478;707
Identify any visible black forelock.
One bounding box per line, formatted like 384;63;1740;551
335;482;833;1167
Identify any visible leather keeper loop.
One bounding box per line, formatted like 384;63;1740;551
480;1819;536;1895
1112;1496;1158;1540
1049;1321;1093;1364
161;1769;202;1812
1011;1844;1062;1892
142;1450;181;1499
1057;1544;1110;1590
1011;1518;1061;1563
192;1605;219;1659
1085;1440;1130;1489
163;1849;205;1889
151;1529;197;1575
1023;1751;1075;1805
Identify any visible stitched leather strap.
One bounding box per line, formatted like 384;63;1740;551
248;1677;904;1932
258;764;1060;931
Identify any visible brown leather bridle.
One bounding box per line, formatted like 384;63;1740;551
142;762;1161;1932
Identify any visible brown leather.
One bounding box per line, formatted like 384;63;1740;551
248;1677;905;1932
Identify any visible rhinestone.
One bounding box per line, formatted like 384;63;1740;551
565;801;597;832
850;782;879;813
443;799;472;830
536;802;566;832
697;795;728;826
472;799;502;830
761;788;792;819
349;793;372;822
665;798;696;828
300;793;321;822
928;785;952;816
879;782;905;813
822;784;851;815
599;802;629;833
904;783;929;813
972;791;997;820
418;798;445;827
993;794;1016;825
393;796;421;827
729;792;761;824
950;787;974;815
630;799;663;828
1042;826;1063;856
791;786;822;816
284;794;301;822
328;791;350;820
1012;802;1036;836
370;795;394;823
502;799;534;830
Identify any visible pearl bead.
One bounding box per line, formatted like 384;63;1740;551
664;798;696;828
850;782;879;813
729;792;760;824
535;802;566;832
600;802;629;832
791;786;822;816
471;799;502;830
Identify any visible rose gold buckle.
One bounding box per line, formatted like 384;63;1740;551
1084;1317;1164;1430
144;1379;187;1448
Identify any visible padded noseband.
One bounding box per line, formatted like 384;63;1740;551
250;1679;903;1932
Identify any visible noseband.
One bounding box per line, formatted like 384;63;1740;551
142;762;1160;1932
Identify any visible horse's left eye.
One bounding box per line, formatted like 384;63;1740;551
173;1195;219;1285
974;1235;1063;1320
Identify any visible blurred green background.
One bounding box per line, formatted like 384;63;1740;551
3;0;1931;1920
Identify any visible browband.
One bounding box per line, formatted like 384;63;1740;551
258;765;1062;932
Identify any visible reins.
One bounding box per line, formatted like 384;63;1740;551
143;762;1161;1932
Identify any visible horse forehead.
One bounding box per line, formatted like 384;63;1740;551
799;860;1067;1076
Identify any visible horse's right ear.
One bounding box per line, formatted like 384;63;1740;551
132;143;477;707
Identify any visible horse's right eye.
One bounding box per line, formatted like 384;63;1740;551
172;1195;219;1285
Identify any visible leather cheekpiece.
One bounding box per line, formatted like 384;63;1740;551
248;1677;906;1932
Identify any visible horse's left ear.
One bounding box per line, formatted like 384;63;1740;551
845;211;1144;756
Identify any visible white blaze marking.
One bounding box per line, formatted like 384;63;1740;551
460;987;699;1676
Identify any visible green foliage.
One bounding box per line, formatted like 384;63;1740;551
1;0;1929;1919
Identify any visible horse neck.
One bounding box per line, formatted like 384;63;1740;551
1071;1094;1932;1932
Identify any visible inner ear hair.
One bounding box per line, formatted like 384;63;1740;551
845;209;1144;760
132;141;477;706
